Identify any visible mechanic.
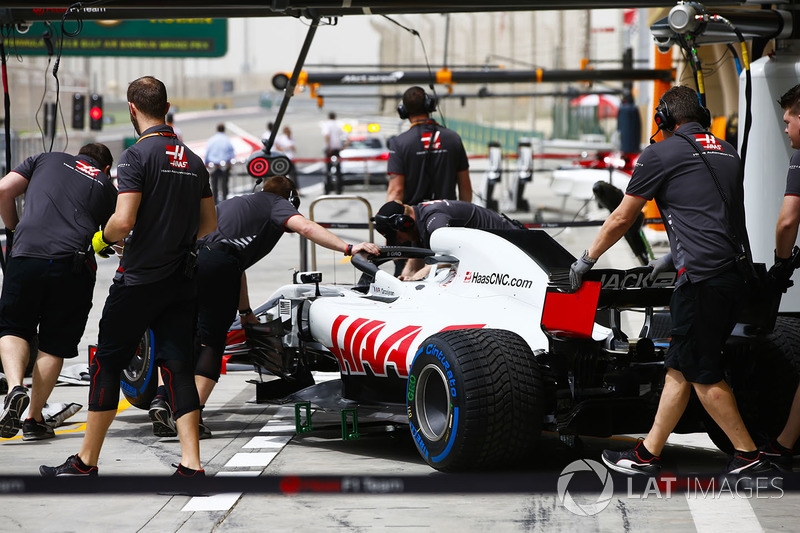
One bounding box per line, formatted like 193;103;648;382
41;76;217;477
386;86;472;205
569;85;772;476
156;175;379;439
322;112;345;182
372;199;518;280
205;123;236;204
758;83;800;470
0;144;116;441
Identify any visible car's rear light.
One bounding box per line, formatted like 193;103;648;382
541;281;601;338
379;152;390;160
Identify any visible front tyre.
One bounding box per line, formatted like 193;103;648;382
407;329;544;471
120;330;157;410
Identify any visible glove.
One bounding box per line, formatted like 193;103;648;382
768;251;795;293
92;230;115;258
569;250;597;290
647;252;674;283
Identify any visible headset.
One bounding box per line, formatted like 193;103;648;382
397;90;437;120
372;212;415;234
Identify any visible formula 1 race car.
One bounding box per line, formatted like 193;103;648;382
120;227;800;472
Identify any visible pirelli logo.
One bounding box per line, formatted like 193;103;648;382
166;145;188;168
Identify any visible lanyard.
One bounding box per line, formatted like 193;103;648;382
135;131;178;143
409;119;436;128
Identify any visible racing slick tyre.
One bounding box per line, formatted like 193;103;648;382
703;317;800;454
120;330;157;410
407;328;544;472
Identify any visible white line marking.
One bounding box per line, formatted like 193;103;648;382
182;493;241;512
259;423;296;433
224;452;278;468
244;435;292;449
685;493;763;532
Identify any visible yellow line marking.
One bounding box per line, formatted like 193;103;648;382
0;399;132;442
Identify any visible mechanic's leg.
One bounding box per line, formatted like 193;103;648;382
0;335;30;389
694;380;756;452
196;374;216;407
28;351;63;422
211;170;220;204
221;170;229;202
176;411;201;470
777;384;800;449
79;410;117;467
195;344;223;407
643;368;692;456
161;361;201;470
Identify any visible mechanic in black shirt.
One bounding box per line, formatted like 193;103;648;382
0;144;116;441
758;83;800;469
373;199;518;280
569;85;771;476
41;76;217;478
176;176;380;438
386;86;472;205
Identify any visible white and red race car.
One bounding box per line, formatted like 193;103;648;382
122;227;799;472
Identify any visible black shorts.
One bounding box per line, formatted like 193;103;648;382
196;246;242;350
94;270;196;366
0;256;95;358
665;268;743;384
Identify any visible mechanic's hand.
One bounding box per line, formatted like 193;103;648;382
350;242;381;256
768;252;795;293
569;250;597;290
240;311;258;325
647;252;674;283
92;230;116;258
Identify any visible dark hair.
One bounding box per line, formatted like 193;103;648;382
779;84;800;115
127;76;168;120
266;121;273;130
402;86;428;117
660;85;706;126
328;112;336;120
262;175;294;199
78;142;113;170
217;123;225;133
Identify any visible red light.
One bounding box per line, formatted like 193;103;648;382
379;152;390;160
89;107;103;120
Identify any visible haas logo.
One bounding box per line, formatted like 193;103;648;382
166;145;189;168
421;131;441;150
693;134;723;151
75;160;100;177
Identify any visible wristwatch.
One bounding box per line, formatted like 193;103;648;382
238;308;252;317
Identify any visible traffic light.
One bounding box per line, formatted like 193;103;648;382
71;94;85;130
246;150;292;179
89;94;103;131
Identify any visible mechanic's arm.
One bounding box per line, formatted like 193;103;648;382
102;192;142;243
400;260;430;281
587;195;647;260
0;172;29;229
456;169;472;202
198;196;218;239
286;215;381;256
238;271;258;325
775;195;800;259
387;174;404;203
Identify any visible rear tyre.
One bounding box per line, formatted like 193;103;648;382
407;329;543;471
120;330;157;410
704;317;800;454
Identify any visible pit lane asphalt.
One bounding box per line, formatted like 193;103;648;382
2;178;798;532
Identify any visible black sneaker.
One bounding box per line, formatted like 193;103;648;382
199;416;212;440
149;397;177;437
172;463;206;477
22;418;55;441
601;440;662;476
40;454;98;477
1;385;30;438
727;451;776;475
759;440;793;471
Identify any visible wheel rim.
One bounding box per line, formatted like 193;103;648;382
122;336;148;382
414;363;451;442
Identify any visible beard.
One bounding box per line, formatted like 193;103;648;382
129;110;141;136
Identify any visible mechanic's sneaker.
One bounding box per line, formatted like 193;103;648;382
22;418;55;441
149;397;177;437
39;454;98;477
601;440;662;476
759;440;794;471
172;463;205;477
198;417;212;440
1;385;30;438
727;451;776;475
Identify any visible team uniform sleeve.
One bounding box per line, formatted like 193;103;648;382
785;151;800;196
268;196;301;232
455;133;469;171
11;155;39;181
386;136;406;175
625;147;663;201
200;164;213;198
115;149;144;194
